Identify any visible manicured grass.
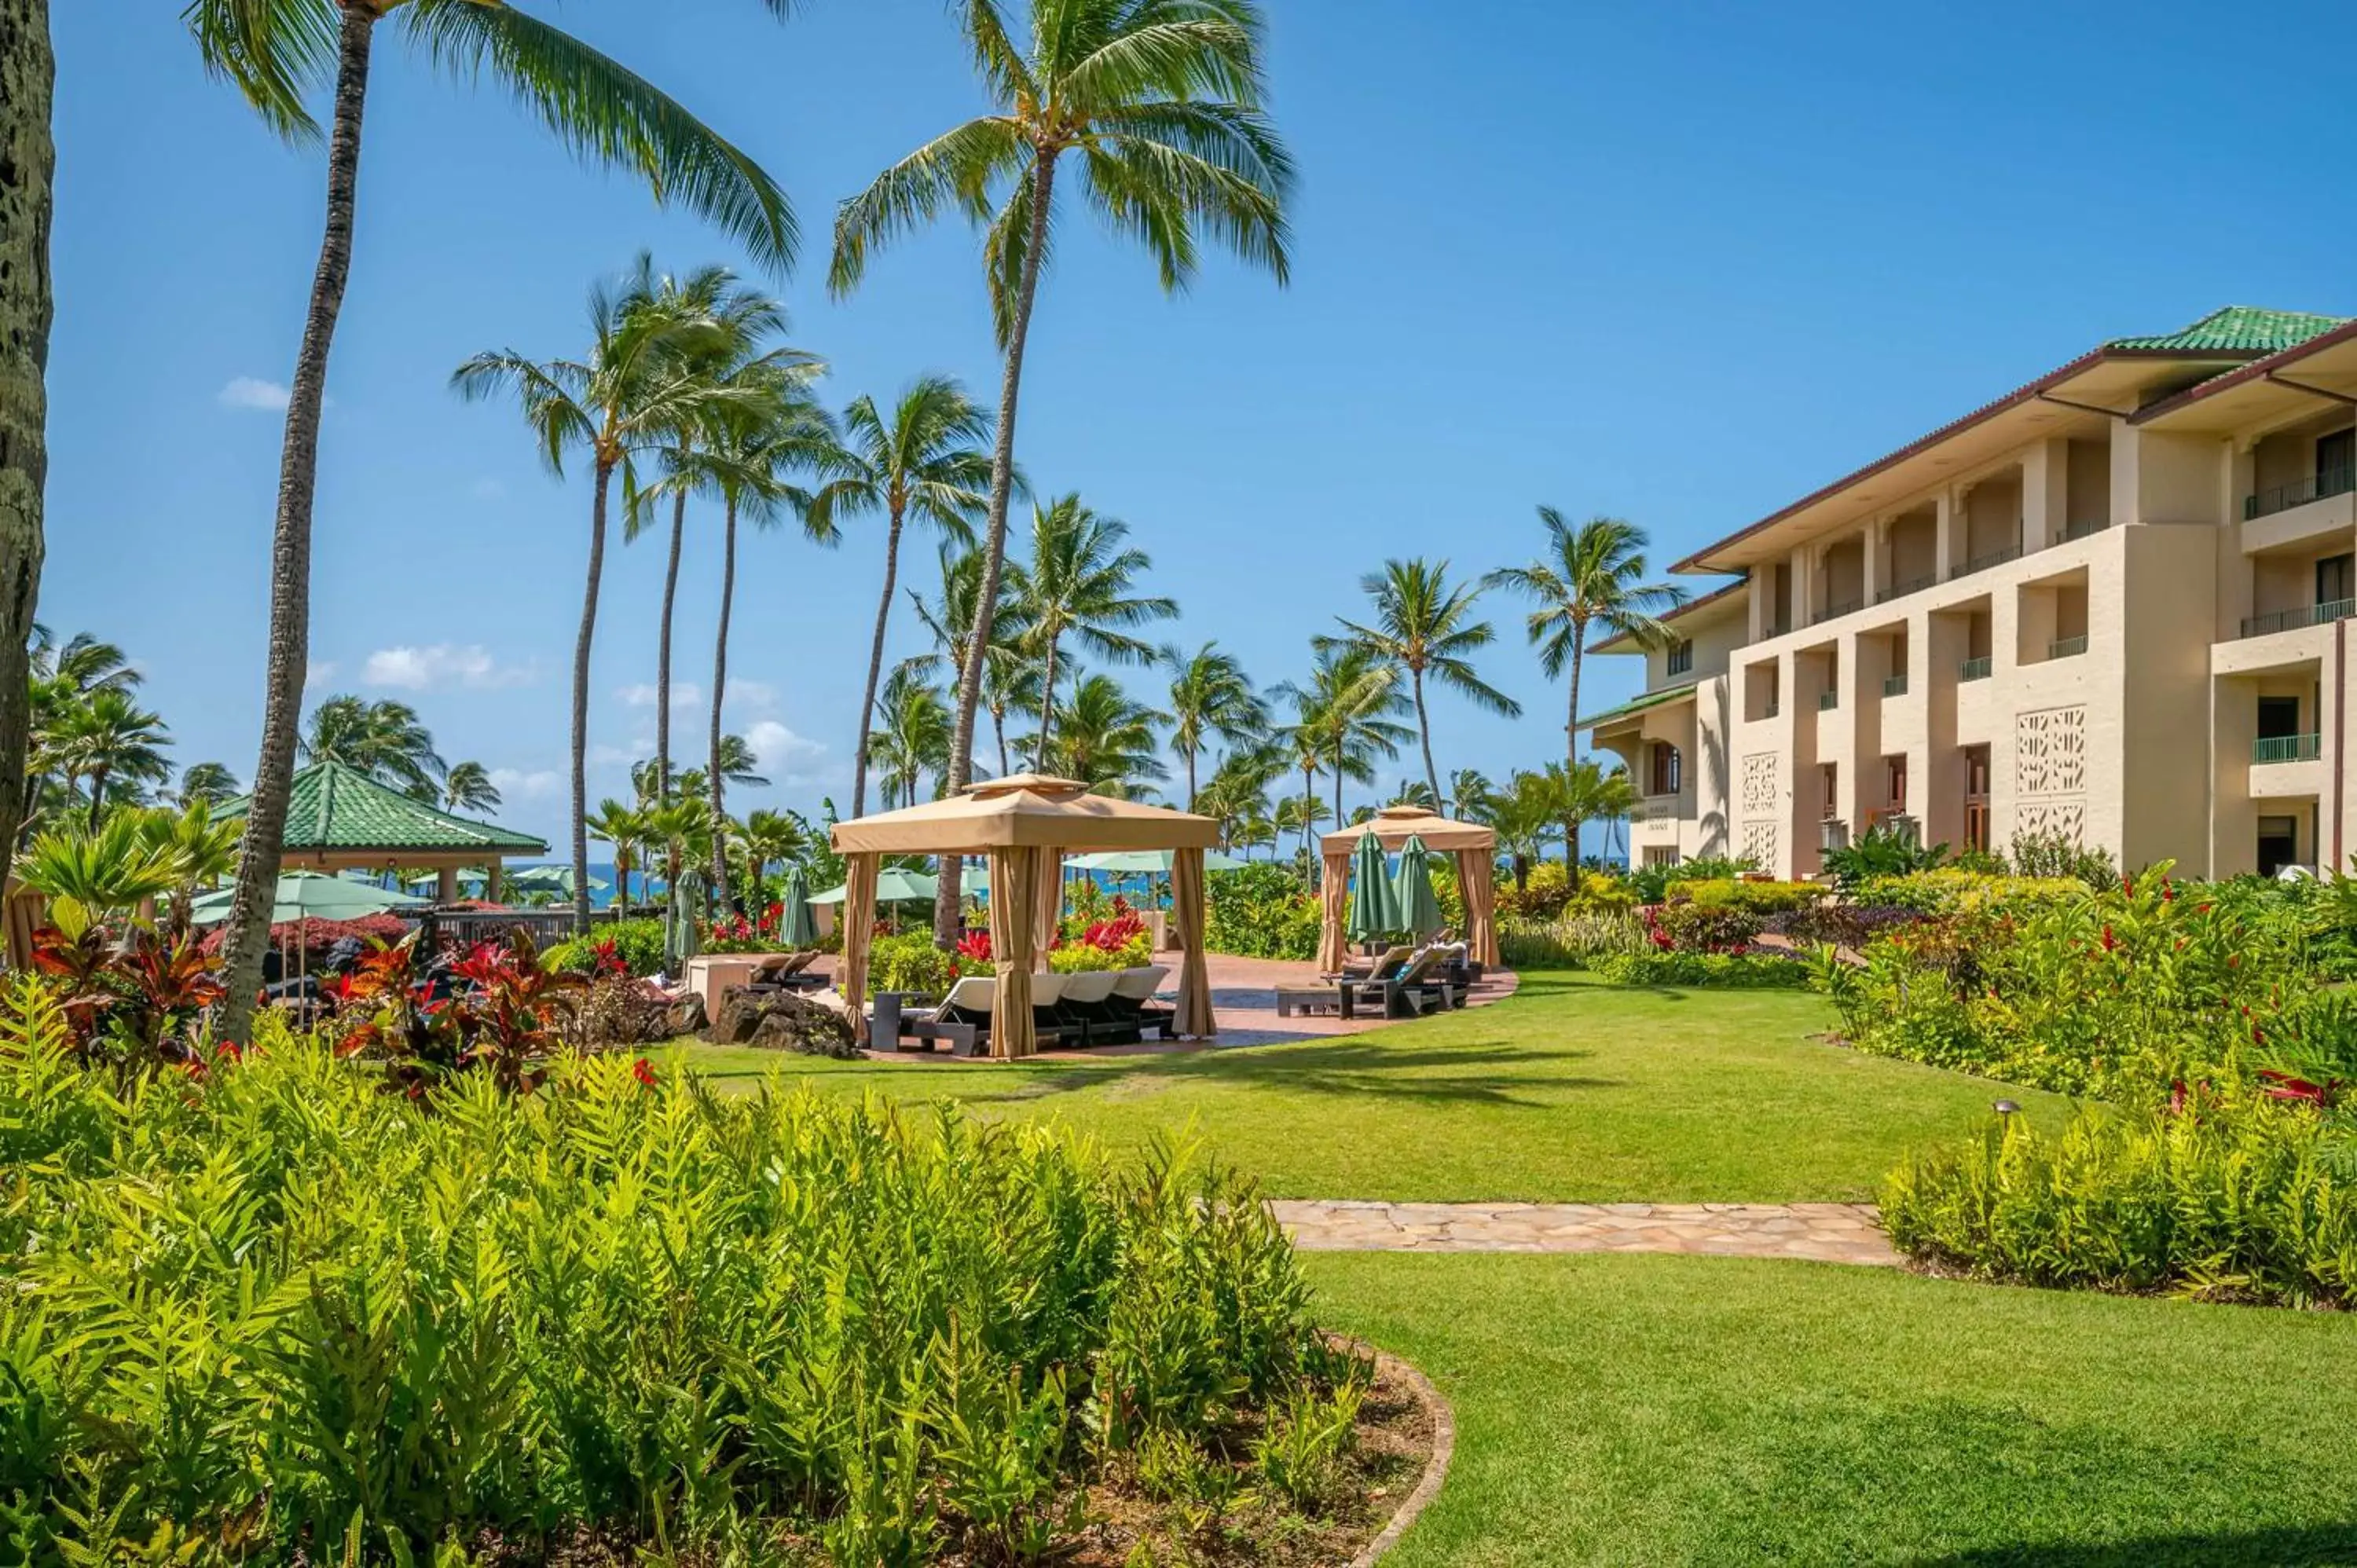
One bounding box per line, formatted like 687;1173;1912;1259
667;972;2072;1203
1306;1251;2357;1566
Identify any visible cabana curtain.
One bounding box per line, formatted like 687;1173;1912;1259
830;775;1224;1060
1317;804;1501;972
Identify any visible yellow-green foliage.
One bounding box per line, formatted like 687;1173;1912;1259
1882;1090;2356;1306
1853;869;2087;915
0;983;1323;1562
1669;877;1823;914
1497;863;1637;920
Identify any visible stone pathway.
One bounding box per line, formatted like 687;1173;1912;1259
1270;1200;1899;1267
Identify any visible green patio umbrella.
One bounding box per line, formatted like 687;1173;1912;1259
1345;830;1402;943
1392;833;1444;940
808;865;939;906
664;866;706;972
189;871;427;927
776;865;819;947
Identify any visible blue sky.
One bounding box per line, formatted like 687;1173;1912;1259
39;1;2357;849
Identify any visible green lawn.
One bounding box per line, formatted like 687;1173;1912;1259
668;973;2071;1202
1306;1251;2357;1566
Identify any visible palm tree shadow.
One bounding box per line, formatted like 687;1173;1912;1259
946;1038;1616;1112
1912;1525;2357;1566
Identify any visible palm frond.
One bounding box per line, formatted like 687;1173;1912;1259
182;0;338;142
830;116;1026;298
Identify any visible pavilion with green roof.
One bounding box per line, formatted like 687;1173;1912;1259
213;760;550;903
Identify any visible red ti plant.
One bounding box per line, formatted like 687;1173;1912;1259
29;906;223;1065
445;930;582;1095
956;929;994;966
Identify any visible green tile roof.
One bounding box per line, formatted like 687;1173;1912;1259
214;760;549;855
1578;681;1699;731
2106;306;2348;355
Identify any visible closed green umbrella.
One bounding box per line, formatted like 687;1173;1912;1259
776;865;819;947
665;867;706;971
1346;830;1402;943
1393;833;1444;940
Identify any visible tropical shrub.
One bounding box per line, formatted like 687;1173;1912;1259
1822;822;1948;890
1628;854;1758;904
1049;910;1153;973
866;931;972;998
1849;868;2088;916
702;901;792;954
1648;902;1761;953
24;901;223;1066
1205;864;1320;962
1882;1088;2355;1306
544;916;668;976
1664;877;1821;914
1594;950;1812;988
1498;907;1650;969
2007;827;2121;888
1769;903;1922;948
0;992;1334;1562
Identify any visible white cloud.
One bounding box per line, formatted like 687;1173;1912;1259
218;376;291;412
364;643;534;691
744;720;827;778
488;767;560;801
618;681;700;709
728;679;779;711
304;661;338;691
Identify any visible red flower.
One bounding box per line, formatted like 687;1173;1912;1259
2100;925;2117;952
2257;1069;2336;1105
2169;1079;2188;1116
632;1057;658;1090
215;1041;244;1065
956;930;994;964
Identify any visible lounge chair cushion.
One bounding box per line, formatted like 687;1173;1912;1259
1058;970;1117;1006
935;975;996;1019
1028;971;1067;1007
1110;965;1171;1001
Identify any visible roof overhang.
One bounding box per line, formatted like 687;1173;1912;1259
2132;321;2357;436
1579;680;1699;733
1674;349;2262;576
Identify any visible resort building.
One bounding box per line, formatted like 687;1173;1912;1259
1585;305;2357;880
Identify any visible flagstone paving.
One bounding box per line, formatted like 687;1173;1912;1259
1270;1200;1899;1267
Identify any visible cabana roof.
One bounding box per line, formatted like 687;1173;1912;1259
830;774;1221;855
214;759;548;866
1320;804;1495;854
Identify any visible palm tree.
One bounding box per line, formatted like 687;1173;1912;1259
713;733;771;789
1277;646;1413;839
804;376;995;818
1032;672;1169;797
0;9;51;903
30;629;138;696
908;542;1032;778
1545;757;1638;884
1272;793;1329;864
1164;643;1266;810
453;263;746;935
140;800;242;937
301;694;445;797
1446;768;1497;823
1195;745;1277;849
666;372;835;907
442;761;500;815
1321;559;1519;808
586;798;650;914
867;665;951;811
1007;496;1176;756
739;807;808;892
643;797;713;902
53;689;173;828
1484;511;1686;772
193;0;801;1045
1386;778;1437;809
625;262;808;805
1490;769;1562;893
174;762;241;809
832;0;1292;942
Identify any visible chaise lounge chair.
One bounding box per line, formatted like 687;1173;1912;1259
742;951;828;995
1336;943;1457;1020
1109;965;1178;1039
899;974;1072;1057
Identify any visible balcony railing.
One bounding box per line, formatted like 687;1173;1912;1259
1882;673;1908;697
2253;733;2323;764
1875;572;1937;605
1817;690;1838;711
1811;596;1863;626
2239;598;2357;639
1965;542;2022;576
2047;634;2088;659
2245;466;2355;522
1959;655;1993;681
2064;517;2110;542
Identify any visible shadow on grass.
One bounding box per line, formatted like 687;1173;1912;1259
933;1038;1618;1112
1914;1525;2357;1566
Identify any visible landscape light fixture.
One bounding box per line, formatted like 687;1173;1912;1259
1992;1100;2021;1116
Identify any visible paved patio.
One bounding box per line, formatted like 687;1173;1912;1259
1270;1200;1899;1266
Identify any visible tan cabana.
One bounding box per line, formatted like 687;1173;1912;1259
1318;804;1501;970
830;775;1221;1058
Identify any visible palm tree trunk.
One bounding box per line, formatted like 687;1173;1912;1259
708;495;738;910
84;766;104;830
1411;666;1441;808
992;706;1010;778
1184;748;1198;812
216;5;374;1042
937;151;1058;947
655;486;686;804
1566;637;1585;771
850;500;904;819
570;460;614;934
1036;630;1062;764
0;0;51;918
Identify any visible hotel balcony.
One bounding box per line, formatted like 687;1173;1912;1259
2240;598;2356;639
2245;466;2354;521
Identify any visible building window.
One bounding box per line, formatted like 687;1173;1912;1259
2319;428;2355;492
1666;638;1694;676
2318;552;2355;610
1641;845;1680;868
1819;762;1838;822
1963;745;1991;854
1885;754;1908;813
1648;742;1683;797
